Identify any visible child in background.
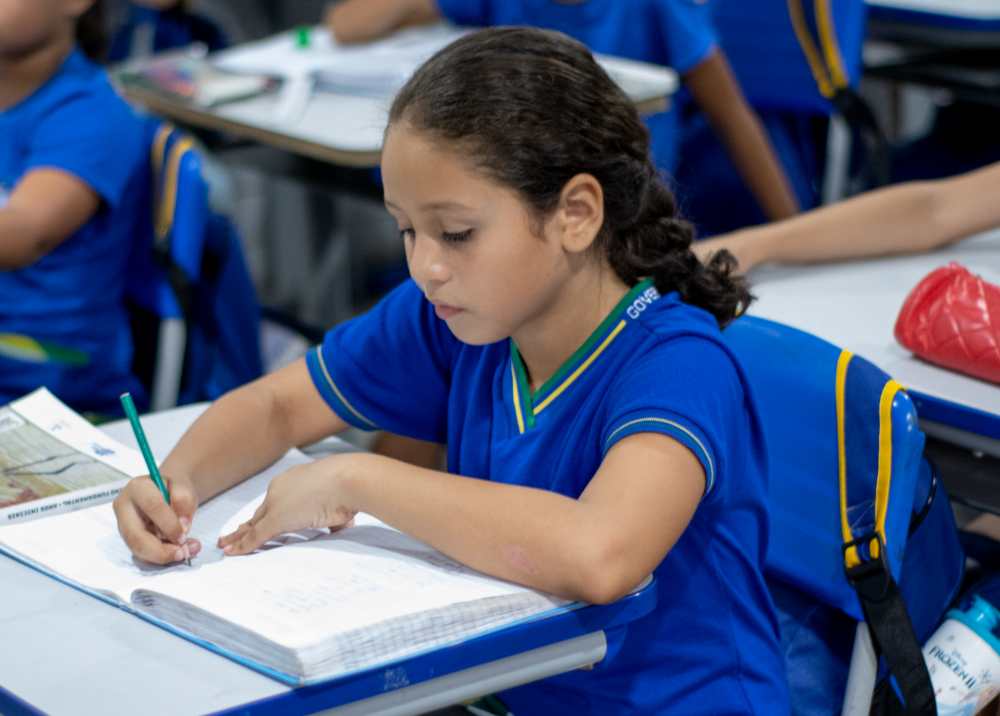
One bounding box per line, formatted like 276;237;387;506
107;0;227;63
693;159;1000;273
113;28;789;714
325;0;801;226
0;0;148;414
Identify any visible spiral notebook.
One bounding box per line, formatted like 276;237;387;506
0;448;569;685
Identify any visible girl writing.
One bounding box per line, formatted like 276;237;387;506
114;27;789;714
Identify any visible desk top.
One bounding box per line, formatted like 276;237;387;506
118;24;677;168
749;230;1000;450
868;0;1000;22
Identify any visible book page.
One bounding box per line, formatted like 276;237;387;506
0;450;311;601
0;389;147;524
140;510;561;651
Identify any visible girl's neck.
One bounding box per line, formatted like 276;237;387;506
512;264;630;393
0;34;75;112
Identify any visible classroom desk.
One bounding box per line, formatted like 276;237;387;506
748;229;1000;458
867;0;1000;41
117;25;678;169
865;0;1000;111
0;404;654;716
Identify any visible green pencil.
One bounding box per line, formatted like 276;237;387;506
119;392;191;565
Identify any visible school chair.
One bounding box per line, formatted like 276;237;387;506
127;122;263;411
710;0;887;202
723;316;964;716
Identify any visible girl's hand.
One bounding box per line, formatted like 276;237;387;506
113;473;201;564
218;459;359;556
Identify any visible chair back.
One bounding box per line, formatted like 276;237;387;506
127;122;262;410
723;315;964;715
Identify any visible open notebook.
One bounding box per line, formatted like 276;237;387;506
0;449;570;685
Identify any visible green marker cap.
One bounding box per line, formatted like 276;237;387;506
295;26;311;49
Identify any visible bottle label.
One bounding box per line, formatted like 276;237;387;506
924;619;1000;715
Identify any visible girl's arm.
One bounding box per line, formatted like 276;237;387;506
684;50;800;222
0;169;99;269
222;431;705;605
325;0;442;44
114;359;349;563
693;160;1000;273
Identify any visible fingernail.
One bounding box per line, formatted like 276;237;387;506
223;545;233;555
182;544;191;561
174;547;185;561
180;517;191;531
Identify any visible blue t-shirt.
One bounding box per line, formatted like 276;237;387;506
433;0;717;172
0;49;146;413
307;279;789;714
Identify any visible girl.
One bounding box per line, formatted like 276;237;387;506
114;27;789;714
0;0;148;413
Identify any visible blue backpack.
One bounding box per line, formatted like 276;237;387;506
724;316;965;715
127;123;263;410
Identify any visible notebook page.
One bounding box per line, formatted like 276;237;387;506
136;518;559;652
0;450;311;601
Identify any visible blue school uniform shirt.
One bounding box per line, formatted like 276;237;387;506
108;6;228;63
307;278;790;714
433;0;717;173
0;49;146;413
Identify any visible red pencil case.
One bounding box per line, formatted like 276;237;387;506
894;262;1000;385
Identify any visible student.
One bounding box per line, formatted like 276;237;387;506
692;159;1000;274
325;0;801;225
0;0;148;414
113;28;789;714
107;0;228;63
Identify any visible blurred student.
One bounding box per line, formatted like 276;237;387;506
325;0;801;225
107;0;227;63
693;160;1000;273
0;0;148;413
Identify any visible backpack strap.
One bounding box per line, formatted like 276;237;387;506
836;350;936;715
787;0;889;186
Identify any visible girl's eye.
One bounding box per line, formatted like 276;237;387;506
398;228;415;241
441;229;473;243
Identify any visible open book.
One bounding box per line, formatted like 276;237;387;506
0;447;570;685
0;389;146;524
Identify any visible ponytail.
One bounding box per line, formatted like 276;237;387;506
607;177;752;328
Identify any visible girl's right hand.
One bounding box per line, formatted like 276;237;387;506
113;473;201;565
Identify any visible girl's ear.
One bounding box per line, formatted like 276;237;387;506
554;173;604;255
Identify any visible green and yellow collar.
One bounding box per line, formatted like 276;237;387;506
510;279;659;433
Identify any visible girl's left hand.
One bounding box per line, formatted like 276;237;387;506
218;457;359;556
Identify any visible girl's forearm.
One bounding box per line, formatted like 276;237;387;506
340;454;621;603
160;382;293;504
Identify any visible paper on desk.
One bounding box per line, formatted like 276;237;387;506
212;23;466;93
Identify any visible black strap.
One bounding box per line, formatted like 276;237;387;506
846;543;937;716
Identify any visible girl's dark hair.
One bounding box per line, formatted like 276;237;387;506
388;27;751;327
76;0;107;62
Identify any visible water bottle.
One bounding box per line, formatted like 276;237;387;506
923;592;1000;716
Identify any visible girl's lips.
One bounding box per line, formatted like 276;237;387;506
434;304;463;320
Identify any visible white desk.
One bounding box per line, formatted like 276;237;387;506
118;24;678;168
866;0;1000;46
869;0;1000;23
0;404;653;715
749;230;1000;456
